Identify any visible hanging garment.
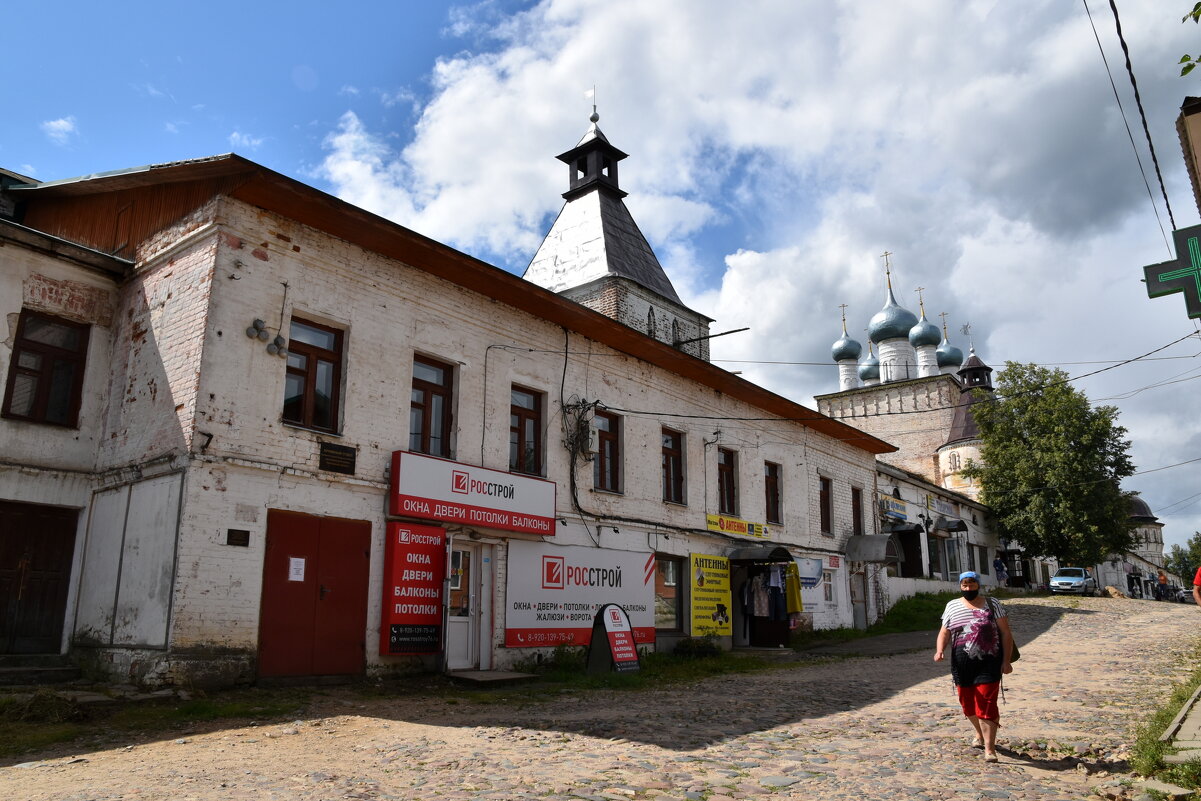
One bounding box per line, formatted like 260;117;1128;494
785;562;804;614
768;564;785;590
752;574;770;617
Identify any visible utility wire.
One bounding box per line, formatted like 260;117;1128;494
1082;0;1173;252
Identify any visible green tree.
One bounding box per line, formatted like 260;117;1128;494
1182;3;1201;75
962;363;1137;566
1165;532;1201;583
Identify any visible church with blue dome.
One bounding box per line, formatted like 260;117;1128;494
815;261;992;503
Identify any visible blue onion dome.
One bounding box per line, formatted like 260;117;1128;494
909;310;941;348
858;346;880;381
868;285;919;343
936;330;964;369
833;332;862;362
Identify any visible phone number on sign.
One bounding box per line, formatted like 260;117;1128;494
505;629;583;647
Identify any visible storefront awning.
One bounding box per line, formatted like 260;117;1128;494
726;545;793;562
845;534;902;564
883;522;923;535
933;517;968;533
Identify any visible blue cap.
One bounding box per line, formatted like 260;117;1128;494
958;571;980;582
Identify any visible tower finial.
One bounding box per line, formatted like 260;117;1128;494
881;250;894;290
960;322;974;352
838;303;849;334
587;85;598;123
915;287;926;316
938;311;950;338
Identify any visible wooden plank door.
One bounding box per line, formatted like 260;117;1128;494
0;501;78;654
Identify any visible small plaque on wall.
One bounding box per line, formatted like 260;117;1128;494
319;442;357;475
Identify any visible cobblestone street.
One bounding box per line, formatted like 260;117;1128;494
5;595;1197;801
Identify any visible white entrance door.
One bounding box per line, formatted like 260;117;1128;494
445;542;492;671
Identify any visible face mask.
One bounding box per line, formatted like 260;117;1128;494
961;589;980;601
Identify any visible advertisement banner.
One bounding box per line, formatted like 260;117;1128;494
705;513;769;539
795;557;824;588
380;522;447;655
598;604;641;673
504;541;655;647
879;493;907;519
926;494;956;517
390;451;557;535
689;554;732;637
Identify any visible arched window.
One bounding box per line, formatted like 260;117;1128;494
948;452;961;472
647;308;656;339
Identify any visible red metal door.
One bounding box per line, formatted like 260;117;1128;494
259;510;370;677
313;516;370;675
0;501;78;654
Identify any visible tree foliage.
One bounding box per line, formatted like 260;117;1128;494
1165;532;1201;584
962;362;1136;566
1182;3;1201;76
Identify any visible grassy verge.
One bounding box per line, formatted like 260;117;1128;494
1130;644;1201;789
789;590;957;649
0;687;310;760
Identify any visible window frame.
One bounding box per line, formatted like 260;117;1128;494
2;309;91;428
717;447;738;515
282;317;344;433
764;461;782;524
410;354;454;457
661;428;686;505
509;385;544;475
851;486;864;537
593;410;621;493
819;475;833;535
654;554;685;631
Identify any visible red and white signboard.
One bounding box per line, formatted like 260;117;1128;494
379;522;447;655
505;540;655;647
599;604;640;672
389;451;557;536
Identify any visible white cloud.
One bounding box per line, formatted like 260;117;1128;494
313;0;1201;547
228;131;265;150
41;116;78;146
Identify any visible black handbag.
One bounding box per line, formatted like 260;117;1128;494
987;597;1020;662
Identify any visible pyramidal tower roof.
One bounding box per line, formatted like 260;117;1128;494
523;111;684;305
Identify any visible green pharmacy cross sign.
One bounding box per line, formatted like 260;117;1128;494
1144;224;1201;319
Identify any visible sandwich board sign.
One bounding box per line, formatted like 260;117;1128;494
586;603;641;674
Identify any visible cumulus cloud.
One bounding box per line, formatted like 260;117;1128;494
41;116;78;146
312;0;1201;545
228;131;265;150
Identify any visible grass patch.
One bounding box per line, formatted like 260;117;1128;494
790;591;958;649
1131;644;1201;788
0;687;311;759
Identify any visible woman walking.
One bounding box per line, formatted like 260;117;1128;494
934;571;1014;762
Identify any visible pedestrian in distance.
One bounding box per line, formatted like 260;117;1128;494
934;571;1014;763
1157;570;1169;601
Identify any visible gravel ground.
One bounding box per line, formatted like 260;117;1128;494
4;595;1197;801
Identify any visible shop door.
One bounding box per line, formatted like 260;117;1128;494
259;510;370;677
446;544;479;670
0;501;77;654
850;570;867;630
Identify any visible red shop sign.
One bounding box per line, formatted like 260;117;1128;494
380;522;447;655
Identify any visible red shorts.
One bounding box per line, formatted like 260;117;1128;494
957;681;1000;720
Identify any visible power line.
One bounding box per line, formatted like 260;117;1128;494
1082;0;1173;252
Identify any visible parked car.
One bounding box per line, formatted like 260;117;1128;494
1050;567;1099;596
1178;587;1195;604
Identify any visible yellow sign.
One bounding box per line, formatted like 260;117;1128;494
878;492;907;519
705;513;769;539
689;554;732;637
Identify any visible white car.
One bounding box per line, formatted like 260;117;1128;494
1050;567;1099;596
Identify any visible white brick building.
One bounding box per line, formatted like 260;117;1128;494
0;127;894;686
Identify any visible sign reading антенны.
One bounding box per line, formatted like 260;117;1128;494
389;451;556;535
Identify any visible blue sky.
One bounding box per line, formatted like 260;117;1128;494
7;1;1201;555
